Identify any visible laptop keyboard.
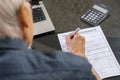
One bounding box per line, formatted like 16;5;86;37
32;7;46;23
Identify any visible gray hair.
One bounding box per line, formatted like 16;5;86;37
0;0;29;39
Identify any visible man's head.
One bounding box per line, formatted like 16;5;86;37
0;0;34;46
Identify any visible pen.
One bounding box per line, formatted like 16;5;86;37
71;28;80;38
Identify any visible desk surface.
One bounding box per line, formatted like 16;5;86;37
32;0;120;80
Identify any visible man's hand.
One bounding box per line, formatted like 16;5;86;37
66;33;85;57
66;33;102;80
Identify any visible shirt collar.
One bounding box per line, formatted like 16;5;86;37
0;37;28;50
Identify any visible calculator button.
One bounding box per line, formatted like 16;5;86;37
83;14;87;17
81;16;84;18
88;9;91;12
85;18;87;20
87;15;90;17
96;18;99;20
90;13;93;15
91;16;94;18
87;19;90;21
98;17;102;19
87;11;90;13
95;16;98;18
86;16;89;18
90;20;92;22
99;16;102;18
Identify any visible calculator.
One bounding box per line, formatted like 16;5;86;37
81;4;111;26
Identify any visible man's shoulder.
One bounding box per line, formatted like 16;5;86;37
0;49;90;71
0;50;96;80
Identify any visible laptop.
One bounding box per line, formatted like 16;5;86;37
27;0;55;35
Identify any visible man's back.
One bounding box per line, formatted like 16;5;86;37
0;37;96;80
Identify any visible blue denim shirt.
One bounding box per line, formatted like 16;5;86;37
0;37;96;80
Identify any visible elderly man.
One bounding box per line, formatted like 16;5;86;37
0;0;101;80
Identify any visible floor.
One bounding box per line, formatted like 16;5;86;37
32;0;120;80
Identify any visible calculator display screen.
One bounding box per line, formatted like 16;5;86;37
93;5;108;13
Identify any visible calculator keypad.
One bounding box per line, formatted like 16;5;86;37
81;9;105;25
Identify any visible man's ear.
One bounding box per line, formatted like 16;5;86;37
18;1;30;28
18;1;34;46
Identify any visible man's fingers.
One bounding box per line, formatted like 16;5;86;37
66;33;85;43
66;33;72;40
65;32;85;56
73;33;85;40
66;33;72;46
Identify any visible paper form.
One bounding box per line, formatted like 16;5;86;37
57;26;120;79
